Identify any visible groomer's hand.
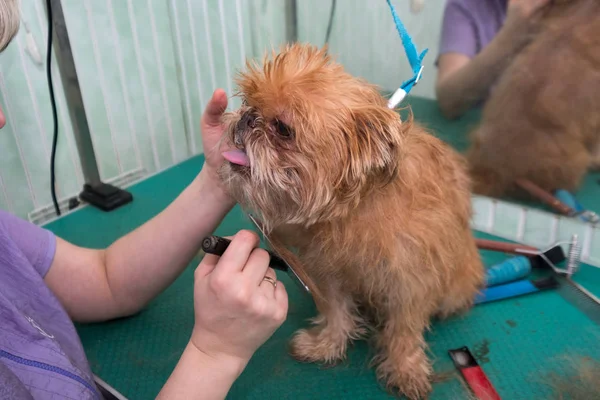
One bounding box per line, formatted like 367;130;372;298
191;230;288;369
198;88;232;196
201;89;228;172
502;0;552;45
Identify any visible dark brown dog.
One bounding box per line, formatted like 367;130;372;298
467;0;600;198
219;43;484;399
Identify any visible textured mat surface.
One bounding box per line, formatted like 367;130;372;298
402;97;600;217
44;152;600;399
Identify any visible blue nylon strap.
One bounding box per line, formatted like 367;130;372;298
385;0;428;107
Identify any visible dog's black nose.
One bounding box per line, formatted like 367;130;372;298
237;111;255;131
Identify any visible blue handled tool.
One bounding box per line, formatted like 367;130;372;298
475;277;559;305
553;189;599;224
482;244;566;288
484;256;532;287
554;189;584;212
477;234;600;307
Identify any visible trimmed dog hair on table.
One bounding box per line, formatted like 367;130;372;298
467;0;600;199
218;43;484;399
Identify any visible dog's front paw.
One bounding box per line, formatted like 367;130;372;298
289;327;348;365
375;352;433;400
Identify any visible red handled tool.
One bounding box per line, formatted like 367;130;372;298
448;346;501;400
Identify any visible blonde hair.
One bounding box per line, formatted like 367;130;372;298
0;0;20;52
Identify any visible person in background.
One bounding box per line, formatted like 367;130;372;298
0;1;288;399
435;0;551;119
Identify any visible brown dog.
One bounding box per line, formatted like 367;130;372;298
467;0;600;199
219;43;484;399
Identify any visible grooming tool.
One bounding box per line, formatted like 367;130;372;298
475;238;538;254
484;256;532;287
476;239;566;270
554;189;584;211
247;214;311;294
448;346;501;400
553;189;599;224
552;234;600;306
516;178;573;215
481;239;567;287
475;277;559;305
482;234;600;306
94;375;128;400
515;179;599;223
201;235;289;272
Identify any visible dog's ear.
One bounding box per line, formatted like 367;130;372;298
336;106;405;195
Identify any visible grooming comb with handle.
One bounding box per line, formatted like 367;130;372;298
476;235;600;319
515;179;599;223
247;214;311;295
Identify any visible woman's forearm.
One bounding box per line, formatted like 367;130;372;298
157;341;246;400
103;167;235;315
436;28;524;119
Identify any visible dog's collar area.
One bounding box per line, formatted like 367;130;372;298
385;0;428;109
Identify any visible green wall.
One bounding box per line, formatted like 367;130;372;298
0;0;443;221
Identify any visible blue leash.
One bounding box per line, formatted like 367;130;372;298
385;0;428;108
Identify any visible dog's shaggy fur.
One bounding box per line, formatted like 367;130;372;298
218;43;483;398
467;0;600;199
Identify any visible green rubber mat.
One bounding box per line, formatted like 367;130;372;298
44;154;600;399
401;97;600;219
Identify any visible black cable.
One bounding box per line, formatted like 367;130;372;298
324;0;336;48
46;0;60;216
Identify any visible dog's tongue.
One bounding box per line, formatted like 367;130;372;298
223;149;250;166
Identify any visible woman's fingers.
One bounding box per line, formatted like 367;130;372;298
195;253;219;279
258;268;278;298
273;282;289;324
201;89;228;129
242;247;273;286
214;230;260;274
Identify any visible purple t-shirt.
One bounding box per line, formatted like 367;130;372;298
439;0;508;59
0;210;100;399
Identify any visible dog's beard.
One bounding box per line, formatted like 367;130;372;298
220;164;301;232
219;114;321;232
219;110;382;230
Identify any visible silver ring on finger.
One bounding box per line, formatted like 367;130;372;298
262;275;277;289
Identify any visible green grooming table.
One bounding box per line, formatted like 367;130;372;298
45;152;600;399
400;98;600;217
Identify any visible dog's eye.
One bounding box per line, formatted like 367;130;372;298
274;120;294;138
